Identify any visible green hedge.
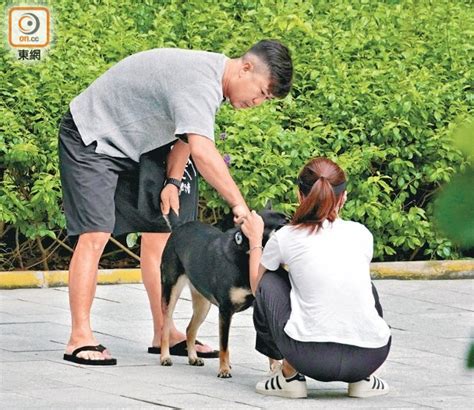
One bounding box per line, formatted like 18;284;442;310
0;0;472;266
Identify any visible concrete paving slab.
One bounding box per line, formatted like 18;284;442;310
0;347;67;363
1;365;75;392
0;391;50;407
0;321;70;352
402;396;473;408
0;280;473;408
392;332;468;360
27;386;158;408
388;311;473;336
0;297;71;316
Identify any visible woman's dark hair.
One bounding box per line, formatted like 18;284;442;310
244;40;293;98
291;157;347;233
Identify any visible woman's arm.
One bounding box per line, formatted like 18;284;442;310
250;256;267;296
241;211;267;295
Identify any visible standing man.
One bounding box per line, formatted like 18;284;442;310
59;40;293;365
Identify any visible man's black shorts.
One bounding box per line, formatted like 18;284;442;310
58;110;199;237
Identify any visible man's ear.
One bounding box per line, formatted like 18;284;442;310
240;61;253;76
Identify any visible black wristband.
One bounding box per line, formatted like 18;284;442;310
165;178;181;190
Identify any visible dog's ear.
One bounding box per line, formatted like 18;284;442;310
264;200;272;210
216;212;235;232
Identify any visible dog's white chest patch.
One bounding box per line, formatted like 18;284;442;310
229;287;252;305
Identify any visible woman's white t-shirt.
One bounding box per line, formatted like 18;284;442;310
260;218;391;349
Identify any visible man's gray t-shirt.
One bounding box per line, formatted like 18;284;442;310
70;48;228;162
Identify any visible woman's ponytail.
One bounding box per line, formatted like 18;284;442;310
291;158;346;233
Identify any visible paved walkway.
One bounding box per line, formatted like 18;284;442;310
1;280;473;408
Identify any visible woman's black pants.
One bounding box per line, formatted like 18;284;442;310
253;269;391;383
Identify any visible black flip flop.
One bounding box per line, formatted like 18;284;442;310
63;344;117;365
148;340;219;358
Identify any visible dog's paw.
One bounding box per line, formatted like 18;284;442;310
160;357;173;366
217;369;232;378
188;357;204;366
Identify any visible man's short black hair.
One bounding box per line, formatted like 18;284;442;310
245;40;293;98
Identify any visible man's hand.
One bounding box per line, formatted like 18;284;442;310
232;204;250;225
160;184;180;216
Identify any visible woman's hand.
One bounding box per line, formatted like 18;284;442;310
241;210;264;246
241;210;266;296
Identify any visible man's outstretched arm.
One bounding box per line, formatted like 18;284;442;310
188;134;249;221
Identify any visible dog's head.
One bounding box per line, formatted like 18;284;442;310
257;209;289;246
230;208;289;251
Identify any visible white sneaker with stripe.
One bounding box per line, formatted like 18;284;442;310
348;374;389;398
256;369;307;398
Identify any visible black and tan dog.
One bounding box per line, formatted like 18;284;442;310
160;209;287;378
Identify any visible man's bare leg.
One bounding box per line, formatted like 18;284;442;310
140;232;214;352
65;232;112;361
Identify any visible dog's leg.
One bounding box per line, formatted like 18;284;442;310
186;285;211;367
160;274;188;366
217;309;233;378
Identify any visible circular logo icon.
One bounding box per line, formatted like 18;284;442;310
18;13;40;35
